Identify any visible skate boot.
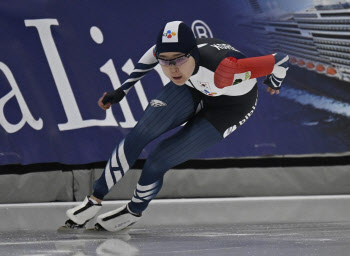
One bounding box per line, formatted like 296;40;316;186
95;204;141;232
65;196;102;229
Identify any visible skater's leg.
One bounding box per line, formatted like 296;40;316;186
128;115;223;213
65;83;198;227
95;115;222;231
94;86;258;231
92;82;198;200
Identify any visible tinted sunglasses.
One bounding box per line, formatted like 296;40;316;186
157;47;194;67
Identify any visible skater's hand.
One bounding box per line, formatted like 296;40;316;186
263;53;289;95
98;88;126;110
98;92;112;110
263;74;281;95
266;86;279;95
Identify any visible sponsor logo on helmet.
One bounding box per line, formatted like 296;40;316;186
163;30;177;39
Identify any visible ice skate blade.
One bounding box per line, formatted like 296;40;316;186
57;219;87;232
87;223;131;234
94;223;107;231
57;225;86;233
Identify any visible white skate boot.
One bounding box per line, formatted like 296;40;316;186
95;204;141;232
65;196;102;229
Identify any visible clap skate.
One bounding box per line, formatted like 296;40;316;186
59;196;102;230
94;204;141;232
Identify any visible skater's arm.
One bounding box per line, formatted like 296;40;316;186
101;45;158;107
119;45;159;93
214;52;289;92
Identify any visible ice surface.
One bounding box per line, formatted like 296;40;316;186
1;222;350;255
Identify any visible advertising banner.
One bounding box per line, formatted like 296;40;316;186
1;0;349;165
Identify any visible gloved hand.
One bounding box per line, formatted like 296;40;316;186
102;87;126;105
263;53;289;91
98;88;126;110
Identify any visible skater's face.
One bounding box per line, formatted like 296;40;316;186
158;52;195;86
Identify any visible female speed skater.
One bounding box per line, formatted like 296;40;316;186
65;21;289;232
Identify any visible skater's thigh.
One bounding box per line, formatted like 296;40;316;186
141;114;223;176
135;82;198;135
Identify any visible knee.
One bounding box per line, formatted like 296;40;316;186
143;155;169;178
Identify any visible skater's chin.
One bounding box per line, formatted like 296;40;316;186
172;76;185;85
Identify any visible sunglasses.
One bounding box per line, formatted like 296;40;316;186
157;47;194;67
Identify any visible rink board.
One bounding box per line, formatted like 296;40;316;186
1;196;350;231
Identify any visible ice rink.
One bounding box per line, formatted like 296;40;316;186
1;196;350;255
1;222;350;256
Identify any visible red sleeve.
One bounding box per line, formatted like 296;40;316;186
214;55;275;89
